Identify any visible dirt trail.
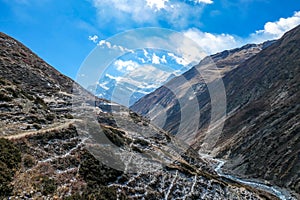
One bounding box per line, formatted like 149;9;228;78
1;119;82;140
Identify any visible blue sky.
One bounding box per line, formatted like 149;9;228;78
0;0;299;80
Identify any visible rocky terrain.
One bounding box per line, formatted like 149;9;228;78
131;40;274;137
131;25;300;198
0;32;281;199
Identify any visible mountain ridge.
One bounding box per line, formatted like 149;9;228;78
0;32;280;199
131;25;300;197
131;39;275;112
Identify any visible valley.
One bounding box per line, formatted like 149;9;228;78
131;25;300;199
0;31;280;199
0;23;299;199
200;154;294;200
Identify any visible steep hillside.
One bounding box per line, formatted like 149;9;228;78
131;26;300;197
0;32;278;199
131;40;274;137
0;32;98;137
215;25;300;196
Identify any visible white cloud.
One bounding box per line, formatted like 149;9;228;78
183;29;242;54
152;53;167;64
88;35;99;43
98;40;112;48
91;0;210;31
114;60;140;72
97;39;134;53
167;53;189;66
143;49;150;59
249;11;300;43
146;0;168;11
119;65;174;89
142;49;152;62
183;11;300;55
138;58;146;63
105;73;121;82
97;81;109;90
169;32;207;65
144;0;213;11
90;6;300;66
262;11;300;35
193;0;213;4
152;53;161;64
161;55;167;63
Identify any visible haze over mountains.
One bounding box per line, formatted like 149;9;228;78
0;32;286;199
132;25;300;197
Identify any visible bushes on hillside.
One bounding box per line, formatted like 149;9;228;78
0;138;21;197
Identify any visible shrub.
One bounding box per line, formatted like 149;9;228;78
0;138;21;170
133;138;149;147
33;123;42;130
46;113;56;121
79;151;123;186
0;161;14;196
129;111;142;123
101;126;127;147
65;113;74;119
0;92;12;101
0;139;21;197
40;177;57;195
23;154;36;168
34;96;48;110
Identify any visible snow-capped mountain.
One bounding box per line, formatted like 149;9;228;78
95;65;177;106
92;48;193;106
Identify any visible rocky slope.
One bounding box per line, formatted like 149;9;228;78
215;25;300;197
131;40;274;137
0;32;279;199
131;26;300;198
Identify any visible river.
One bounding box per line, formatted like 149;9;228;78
199;154;296;200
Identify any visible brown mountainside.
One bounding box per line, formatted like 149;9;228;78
131;25;300;197
0;32;279;199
